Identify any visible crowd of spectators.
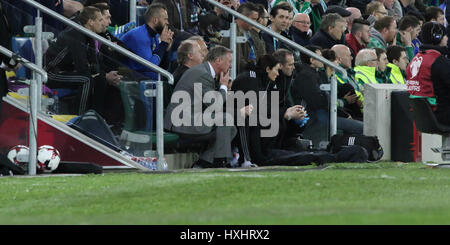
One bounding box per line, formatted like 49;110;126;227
2;0;450;168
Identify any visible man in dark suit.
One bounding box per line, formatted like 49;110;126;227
164;46;237;168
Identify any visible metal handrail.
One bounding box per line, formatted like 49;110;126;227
0;45;48;83
205;0;344;138
0;44;48;175
21;0;170;168
22;0;173;84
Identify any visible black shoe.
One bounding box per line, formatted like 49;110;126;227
192;159;214;169
213;158;230;168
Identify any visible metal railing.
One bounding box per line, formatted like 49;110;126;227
205;0;346;138
21;0;173;169
0;44;48;175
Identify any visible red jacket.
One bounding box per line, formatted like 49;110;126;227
406;49;441;99
345;33;365;58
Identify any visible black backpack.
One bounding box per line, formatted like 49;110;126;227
328;134;384;162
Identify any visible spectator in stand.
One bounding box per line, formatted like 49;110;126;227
298;0;327;34
256;3;269;27
346;7;362;33
221;2;267;74
386;45;408;84
151;0;197;33
331;44;364;120
310;13;347;49
44;7;114;115
120;3;174;80
375;0;398;20
374;47;389;83
290;13;312;46
406;12;425;55
398;0;417;18
365;1;388;26
262;2;293;54
212;0;234;31
346;18;371;59
396;15;420;60
354;48;380;85
407;22;450;125
367;16;397;50
425;6;446;25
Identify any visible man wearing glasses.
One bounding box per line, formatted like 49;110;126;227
290;13;312;46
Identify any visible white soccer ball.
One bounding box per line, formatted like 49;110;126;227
7;145;29;170
37;145;61;172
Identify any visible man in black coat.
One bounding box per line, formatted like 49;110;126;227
310;13;347;49
290;13;312;47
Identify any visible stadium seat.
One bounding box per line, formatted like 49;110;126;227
409;98;450;161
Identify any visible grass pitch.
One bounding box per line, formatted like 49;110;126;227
0;162;449;225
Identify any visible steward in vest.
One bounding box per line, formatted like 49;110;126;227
386;45;409;84
406;22;450;125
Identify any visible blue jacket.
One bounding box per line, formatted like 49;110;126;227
120;24;169;80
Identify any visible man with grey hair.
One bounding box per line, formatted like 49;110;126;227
173;40;205;85
164;45;237;168
187;36;209;59
310;13;347;49
354;48;380;85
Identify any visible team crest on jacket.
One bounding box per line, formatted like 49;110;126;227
409;56;423;79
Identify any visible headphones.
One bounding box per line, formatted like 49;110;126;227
430;22;444;44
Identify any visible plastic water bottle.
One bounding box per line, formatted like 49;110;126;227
156;158;168;171
230;147;240;168
52;90;59;114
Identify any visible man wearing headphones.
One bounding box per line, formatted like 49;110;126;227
406;22;450;125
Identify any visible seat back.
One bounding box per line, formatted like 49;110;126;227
11;37;33;79
409;98;448;134
119;81;140;131
11;37;50;79
139;80;157;132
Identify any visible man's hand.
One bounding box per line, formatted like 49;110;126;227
400;30;412;47
106;71;123;87
219;71;233;90
344;92;358;104
240;104;254;117
160;25;174;49
285;105;306;120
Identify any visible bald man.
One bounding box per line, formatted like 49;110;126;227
331;44;364;120
290;13;312;46
346;7;362;33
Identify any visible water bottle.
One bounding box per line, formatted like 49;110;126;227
156;158;168;171
230;147;240;168
52;90;59;114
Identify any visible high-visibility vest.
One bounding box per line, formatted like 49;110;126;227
386;63;405;84
354;66;378;85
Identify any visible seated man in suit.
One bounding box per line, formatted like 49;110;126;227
164;46;237;168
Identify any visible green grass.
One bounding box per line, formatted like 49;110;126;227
1;162;450;225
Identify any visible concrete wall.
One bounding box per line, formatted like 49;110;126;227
363;84;407;160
